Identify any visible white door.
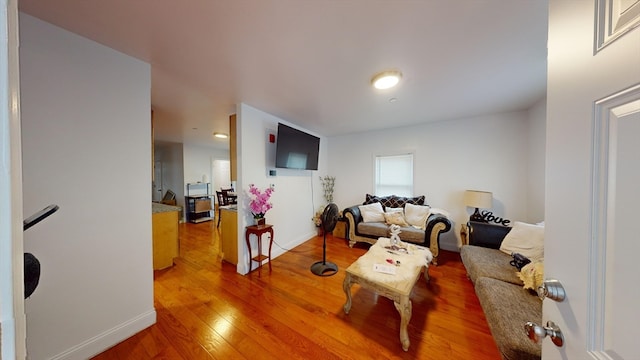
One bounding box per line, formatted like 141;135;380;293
212;159;231;193
153;160;163;202
545;1;640;358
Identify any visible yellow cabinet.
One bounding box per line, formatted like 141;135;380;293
220;208;238;265
152;204;180;270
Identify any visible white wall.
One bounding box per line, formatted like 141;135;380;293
328;109;545;251
183;143;230;187
233;104;545;254
20;13;155;359
236;103;328;274
526;97;546;222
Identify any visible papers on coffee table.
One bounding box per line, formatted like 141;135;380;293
373;263;397;275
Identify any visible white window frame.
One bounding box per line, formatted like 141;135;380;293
373;152;414;197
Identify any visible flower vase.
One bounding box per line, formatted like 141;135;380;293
255;217;266;226
317;226;323;236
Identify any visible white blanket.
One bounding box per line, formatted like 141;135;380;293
352;237;432;283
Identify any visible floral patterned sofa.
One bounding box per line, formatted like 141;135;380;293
342;194;451;265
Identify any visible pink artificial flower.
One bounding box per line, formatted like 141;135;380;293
248;184;274;218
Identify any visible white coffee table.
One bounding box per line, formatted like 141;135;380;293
342;237;432;351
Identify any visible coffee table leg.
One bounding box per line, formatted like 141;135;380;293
394;295;412;351
424;266;430;284
343;273;353;314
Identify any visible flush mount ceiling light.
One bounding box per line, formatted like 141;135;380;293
213;132;228;139
371;70;402;90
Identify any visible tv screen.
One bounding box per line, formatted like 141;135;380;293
275;123;320;170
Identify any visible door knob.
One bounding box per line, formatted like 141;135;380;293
524;321;564;347
537;279;566;302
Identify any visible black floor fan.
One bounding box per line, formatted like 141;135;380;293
23;204;59;298
310;203;339;276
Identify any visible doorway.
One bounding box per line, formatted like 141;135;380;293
212;159;231;194
153;160;163;202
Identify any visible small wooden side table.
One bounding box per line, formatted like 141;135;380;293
245;224;274;277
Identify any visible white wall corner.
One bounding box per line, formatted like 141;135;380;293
48;310;156;360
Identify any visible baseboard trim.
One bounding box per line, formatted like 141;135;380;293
49;309;156;360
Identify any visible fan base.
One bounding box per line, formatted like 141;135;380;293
310;261;338;276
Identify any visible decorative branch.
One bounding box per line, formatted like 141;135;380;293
319;176;335;203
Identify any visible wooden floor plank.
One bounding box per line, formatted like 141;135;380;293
93;222;501;359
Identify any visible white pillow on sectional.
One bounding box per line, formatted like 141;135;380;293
499;221;545;262
385;207;404;214
358;202;385;223
384;212;409;227
404;203;431;230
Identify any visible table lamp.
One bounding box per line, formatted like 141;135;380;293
464;190;493;222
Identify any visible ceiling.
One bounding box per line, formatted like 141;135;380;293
18;0;548;149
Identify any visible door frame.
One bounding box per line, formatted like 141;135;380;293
0;0;26;358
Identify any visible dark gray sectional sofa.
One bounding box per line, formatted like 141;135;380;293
460;222;542;360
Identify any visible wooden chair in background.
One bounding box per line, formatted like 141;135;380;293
161;189;177;205
221;188;237;205
216;191;229;228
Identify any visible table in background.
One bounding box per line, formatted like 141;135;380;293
245;224;274;277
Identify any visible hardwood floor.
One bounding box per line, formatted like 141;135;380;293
92;222;500;359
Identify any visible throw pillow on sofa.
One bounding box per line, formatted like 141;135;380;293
363;194;387;206
363;194;426;208
517;261;545;291
383;212;409;226
499;221;545;262
358;202;385;222
387;195;426;208
404;203;431;230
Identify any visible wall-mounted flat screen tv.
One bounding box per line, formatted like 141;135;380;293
275;123;320;170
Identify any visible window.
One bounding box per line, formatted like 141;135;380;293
374;153;414;197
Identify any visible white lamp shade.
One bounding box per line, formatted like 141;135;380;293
464;190;493;209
